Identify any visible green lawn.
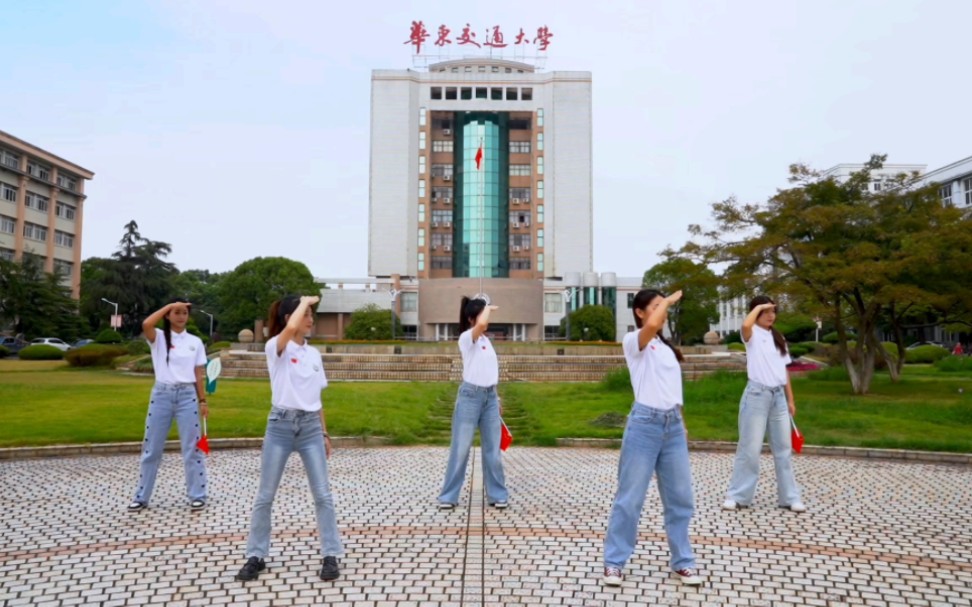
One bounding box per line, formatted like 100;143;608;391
2;361;970;452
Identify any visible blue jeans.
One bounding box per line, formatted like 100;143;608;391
604;403;696;572
245;407;344;559
438;382;508;505
726;380;801;506
133;382;207;504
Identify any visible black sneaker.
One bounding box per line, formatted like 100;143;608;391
319;556;340;581
235;556;266;581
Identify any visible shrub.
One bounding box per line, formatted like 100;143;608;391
934;356;972;372
825;341;892;370
728;342;745;352
208;341;231;353
788;344;810;358
905;345;949;364
126;340;151;355
64;344;128;367
0;345;9;358
821;331;839;344
724;331;742;344
95;329;124;344
131;357;155;373
18;345;65;360
600;366;630;392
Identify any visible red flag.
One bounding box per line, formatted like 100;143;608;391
475;145;483;170
500;419;512;451
197;417;210;455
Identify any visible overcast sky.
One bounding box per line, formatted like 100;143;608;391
3;0;969;279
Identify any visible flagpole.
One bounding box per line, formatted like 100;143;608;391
479;135;484;299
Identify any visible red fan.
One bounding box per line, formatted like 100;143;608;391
500;419;513;451
790;416;804;454
196;417;210;455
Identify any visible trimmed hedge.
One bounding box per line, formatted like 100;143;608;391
64;344;128;367
208;341;231;353
905;345;949;364
728;342;745;352
0;345;10;358
788;344;810;358
95;329;124;344
126;340;150;355
934;355;972;372
18;345;65;360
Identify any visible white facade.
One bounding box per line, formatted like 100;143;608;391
368;59;593;278
916;156;972;208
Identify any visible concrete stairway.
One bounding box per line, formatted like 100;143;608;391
218;349;746;382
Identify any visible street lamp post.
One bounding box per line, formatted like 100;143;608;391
199;309;214;338
561;288;575;341
101;298;119;329
389;289;400;340
583;326;589;342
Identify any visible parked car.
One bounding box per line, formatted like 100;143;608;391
70;338;95;349
906;341;945;350
29;337;71;351
0;335;28;354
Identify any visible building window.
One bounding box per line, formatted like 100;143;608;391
461;87;472;100
431;232;449;248
401;292;418;311
509;118;531;130
509;188;531;202
432;255;452;269
0;149;19;169
57;173;78;191
418;228;426;247
627;293;635;308
521;88;533;101
28;162;51;181
432;209;452;225
55;202;76;221
537;108;544;127
445;87;458;100
509;211;531;227
940;184;953;206
544;293;562;313
418;204;426;222
537;229;544;248
431;87;443;100
537;156;544;175
537;204;544;224
25;192;49;212
506;87;518;101
509;141;531;154
965;178;972;206
418;252;425;271
418;156;426;175
0;247;13;261
432;140;454;153
537;181;544;199
418;132;426;150
509;233;530;248
510;258;532;270
509;164;531;177
537;253;544;272
55;230;74;248
431;164;454;178
53;259;73;277
476;87;487;99
491;87;503;100
419;107;427;126
873;182;882;191
1;181;17;202
432;187;453;201
537;132;544;151
419;179;427;198
0;214;15;234
23;222;47;242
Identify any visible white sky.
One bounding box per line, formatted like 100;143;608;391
3;0;969;278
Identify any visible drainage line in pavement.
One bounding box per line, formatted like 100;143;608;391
459;447;476;606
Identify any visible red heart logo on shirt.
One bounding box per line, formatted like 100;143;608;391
482;346;487;350
291;358;298;364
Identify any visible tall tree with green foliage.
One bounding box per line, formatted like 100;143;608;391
558;305;616;341
217;257;318;335
676;155;972;394
642;257;720;345
343;304;400;340
0;256;83;340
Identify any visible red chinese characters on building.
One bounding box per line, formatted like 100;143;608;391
404;21;430;54
405;22;553;54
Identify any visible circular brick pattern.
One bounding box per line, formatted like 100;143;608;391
1;448;970;606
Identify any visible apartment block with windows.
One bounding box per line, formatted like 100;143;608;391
0;130;94;298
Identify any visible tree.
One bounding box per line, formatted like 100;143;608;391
558;305;616;341
217;257;318;335
171;269;225;337
343;304;400;340
642;257;720;344
677;155;972;394
0;256;83;341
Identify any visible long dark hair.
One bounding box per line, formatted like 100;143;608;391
458;296;487;333
750;295;788;356
267;295;301;340
163;297;191;365
631;289;684;362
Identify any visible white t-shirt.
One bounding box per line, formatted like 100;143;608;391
744;325;792;387
458;328;499;387
265;336;327;412
149;330;207;384
622;331;683;410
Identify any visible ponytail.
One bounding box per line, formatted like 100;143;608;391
162;297;191;365
631;289;684;362
458;296;487;334
267;295;301;339
749;295;788;356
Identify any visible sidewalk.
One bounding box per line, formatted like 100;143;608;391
1;447;970;606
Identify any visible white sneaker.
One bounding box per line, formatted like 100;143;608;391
788;502;807;512
675;568;703;585
490;501;509;509
437;502;456;510
722;499;739;511
603;566;623;586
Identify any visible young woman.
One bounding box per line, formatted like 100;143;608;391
235;294;344;582
723;296;806;512
603;289;703;587
128;298;209;512
437;296;509;510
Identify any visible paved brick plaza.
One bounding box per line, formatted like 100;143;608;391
1;447;970;606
